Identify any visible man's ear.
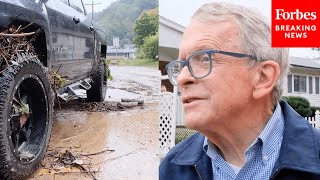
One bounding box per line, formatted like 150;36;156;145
252;61;280;100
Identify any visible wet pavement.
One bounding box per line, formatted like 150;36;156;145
28;66;161;180
106;66;161;102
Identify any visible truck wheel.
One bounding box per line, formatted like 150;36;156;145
87;62;107;102
0;53;53;179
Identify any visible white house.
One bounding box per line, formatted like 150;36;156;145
106;47;137;59
283;57;320;107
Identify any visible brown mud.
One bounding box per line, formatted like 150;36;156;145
29;103;159;180
28;66;160;180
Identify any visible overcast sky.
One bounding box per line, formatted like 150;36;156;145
83;0;116;13
159;0;319;59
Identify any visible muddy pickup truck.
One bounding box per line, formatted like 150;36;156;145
0;0;107;178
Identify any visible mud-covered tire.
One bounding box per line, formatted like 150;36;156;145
87;62;107;102
0;54;53;179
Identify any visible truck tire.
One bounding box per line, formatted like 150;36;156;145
0;53;53;179
87;62;107;102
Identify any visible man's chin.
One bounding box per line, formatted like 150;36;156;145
184;116;201;131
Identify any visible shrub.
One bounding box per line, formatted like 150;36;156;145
282;96;312;117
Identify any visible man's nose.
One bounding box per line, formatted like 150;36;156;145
177;66;195;87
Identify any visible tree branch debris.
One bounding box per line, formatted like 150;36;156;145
0;24;38;73
43;148;108;180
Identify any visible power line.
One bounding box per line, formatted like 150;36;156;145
84;0;102;20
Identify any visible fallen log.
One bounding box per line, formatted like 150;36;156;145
117;102;138;108
121;98;144;105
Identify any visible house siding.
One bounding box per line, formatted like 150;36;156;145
283;66;320;107
159;17;184;50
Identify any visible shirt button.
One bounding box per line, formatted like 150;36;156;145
263;156;269;161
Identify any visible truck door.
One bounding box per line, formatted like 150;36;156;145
45;0;94;82
67;0;95;80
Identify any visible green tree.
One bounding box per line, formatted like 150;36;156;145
133;9;158;48
140;33;158;59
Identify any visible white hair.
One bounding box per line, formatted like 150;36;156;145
192;2;289;103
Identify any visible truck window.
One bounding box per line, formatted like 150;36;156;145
69;0;85;14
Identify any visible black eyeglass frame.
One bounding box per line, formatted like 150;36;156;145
165;49;257;85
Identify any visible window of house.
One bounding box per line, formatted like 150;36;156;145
287;74;292;93
309;76;313;94
293;75;306;93
316;77;319;94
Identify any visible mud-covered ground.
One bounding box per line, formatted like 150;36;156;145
28;66;161;180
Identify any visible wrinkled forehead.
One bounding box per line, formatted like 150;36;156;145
179;19;242;59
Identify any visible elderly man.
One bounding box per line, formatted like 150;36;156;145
160;2;320;180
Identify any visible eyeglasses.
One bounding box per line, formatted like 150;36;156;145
165;49;256;86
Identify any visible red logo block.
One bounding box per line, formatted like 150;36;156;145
272;0;320;47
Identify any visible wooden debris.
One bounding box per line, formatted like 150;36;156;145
118;102;138;108
121;98;144;105
0;24;39;72
94;148;143;165
43;148;99;179
80;149;115;157
0;31;36;37
59;100;144;112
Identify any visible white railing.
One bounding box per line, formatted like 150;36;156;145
159;92;176;158
305;110;320;128
176;94;184;125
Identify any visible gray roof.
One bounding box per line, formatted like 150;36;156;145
290;56;320;69
159;16;185;33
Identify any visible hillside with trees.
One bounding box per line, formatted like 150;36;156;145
95;0;158;47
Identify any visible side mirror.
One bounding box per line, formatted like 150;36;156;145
73;17;80;24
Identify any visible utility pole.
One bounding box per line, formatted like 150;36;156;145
84;0;101;21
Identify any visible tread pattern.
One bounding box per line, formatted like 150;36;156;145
87;62;107;102
0;53;53;179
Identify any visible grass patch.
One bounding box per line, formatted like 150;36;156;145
114;58;158;68
175;126;197;144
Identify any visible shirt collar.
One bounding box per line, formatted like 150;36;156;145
203;103;284;161
258;103;284;158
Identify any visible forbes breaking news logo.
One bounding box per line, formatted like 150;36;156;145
275;9;316;39
271;0;320;47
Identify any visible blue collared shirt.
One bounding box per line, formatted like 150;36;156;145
203;103;284;180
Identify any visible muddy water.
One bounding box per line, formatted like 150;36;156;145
106;66;161;102
29;66;161;180
29;103;159;180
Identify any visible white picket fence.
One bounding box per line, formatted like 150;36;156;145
305;111;320;128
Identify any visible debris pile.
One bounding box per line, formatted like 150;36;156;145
41;148;114;180
0;23;38;73
59;99;144;112
0;22;64;96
